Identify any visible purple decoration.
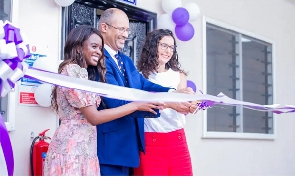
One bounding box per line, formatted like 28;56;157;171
196;100;215;110
187;80;196;92
13;28;23;45
17;62;23;71
4;60;18;70
1;22;29;97
186;80;212;110
5;30;14;44
0;79;2;95
3;23;22;45
0;114;14;176
175;23;195;41
4;24;15;43
3;23;14;31
0;22;29;176
14;48;25;61
24;44;30;58
7;79;15;88
172;7;189;26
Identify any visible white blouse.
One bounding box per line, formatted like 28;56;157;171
144;69;186;132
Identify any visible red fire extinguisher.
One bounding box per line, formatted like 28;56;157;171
30;129;51;176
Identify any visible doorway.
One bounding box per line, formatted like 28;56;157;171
61;0;157;64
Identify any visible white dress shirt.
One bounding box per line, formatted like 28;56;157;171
104;45;119;66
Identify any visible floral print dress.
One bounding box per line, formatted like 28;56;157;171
43;64;101;176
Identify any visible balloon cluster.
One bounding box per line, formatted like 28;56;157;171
34;83;53;107
158;0;201;41
0;20;31;176
32;56;56;108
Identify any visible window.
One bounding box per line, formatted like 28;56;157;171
1;0;16;131
0;0;11;22
203;17;275;139
0;96;8;122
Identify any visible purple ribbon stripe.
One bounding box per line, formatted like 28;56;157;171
0;114;14;176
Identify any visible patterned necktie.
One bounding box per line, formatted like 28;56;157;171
114;54;125;76
114;54;128;85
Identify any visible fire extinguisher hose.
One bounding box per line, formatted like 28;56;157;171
30;136;40;176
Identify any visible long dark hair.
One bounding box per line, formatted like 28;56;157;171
51;25;106;112
137;29;187;78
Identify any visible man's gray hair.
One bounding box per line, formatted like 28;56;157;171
98;8;115;31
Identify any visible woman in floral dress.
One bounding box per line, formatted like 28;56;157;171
43;25;164;176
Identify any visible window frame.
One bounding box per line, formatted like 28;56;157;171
202;16;277;140
3;0;19;131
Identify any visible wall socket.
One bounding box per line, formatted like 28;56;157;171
30;132;35;138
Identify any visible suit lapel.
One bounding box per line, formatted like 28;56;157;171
118;52;134;88
104;49;118;71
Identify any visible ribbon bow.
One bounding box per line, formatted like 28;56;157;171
0;20;31;176
0;20;30;97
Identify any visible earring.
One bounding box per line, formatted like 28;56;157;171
76;52;82;61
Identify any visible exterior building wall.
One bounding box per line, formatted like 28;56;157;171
8;0;295;175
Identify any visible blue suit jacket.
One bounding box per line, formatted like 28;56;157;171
96;49;170;167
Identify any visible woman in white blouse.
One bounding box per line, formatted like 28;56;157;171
134;29;196;176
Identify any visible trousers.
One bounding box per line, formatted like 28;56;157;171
133;128;193;176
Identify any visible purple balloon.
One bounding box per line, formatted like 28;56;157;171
187;80;196;92
0;114;14;176
172;7;189;26
175;23;195;41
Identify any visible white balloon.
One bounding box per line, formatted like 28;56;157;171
54;0;75;7
157;14;175;31
161;0;182;14
34;84;53;107
33;56;58;73
184;3;201;22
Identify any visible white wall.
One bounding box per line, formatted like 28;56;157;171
137;0;295;175
8;0;61;175
8;0;295;175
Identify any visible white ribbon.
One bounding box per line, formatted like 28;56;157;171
25;68;295;114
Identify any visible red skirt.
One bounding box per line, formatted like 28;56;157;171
134;128;193;176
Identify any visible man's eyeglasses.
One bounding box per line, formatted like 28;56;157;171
159;43;176;52
106;23;131;35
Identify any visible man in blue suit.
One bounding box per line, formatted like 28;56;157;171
97;8;192;176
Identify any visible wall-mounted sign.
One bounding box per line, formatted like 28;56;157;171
19;44;47;106
19;92;38;105
118;0;136;5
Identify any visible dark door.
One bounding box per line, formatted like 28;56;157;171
62;0;157;64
